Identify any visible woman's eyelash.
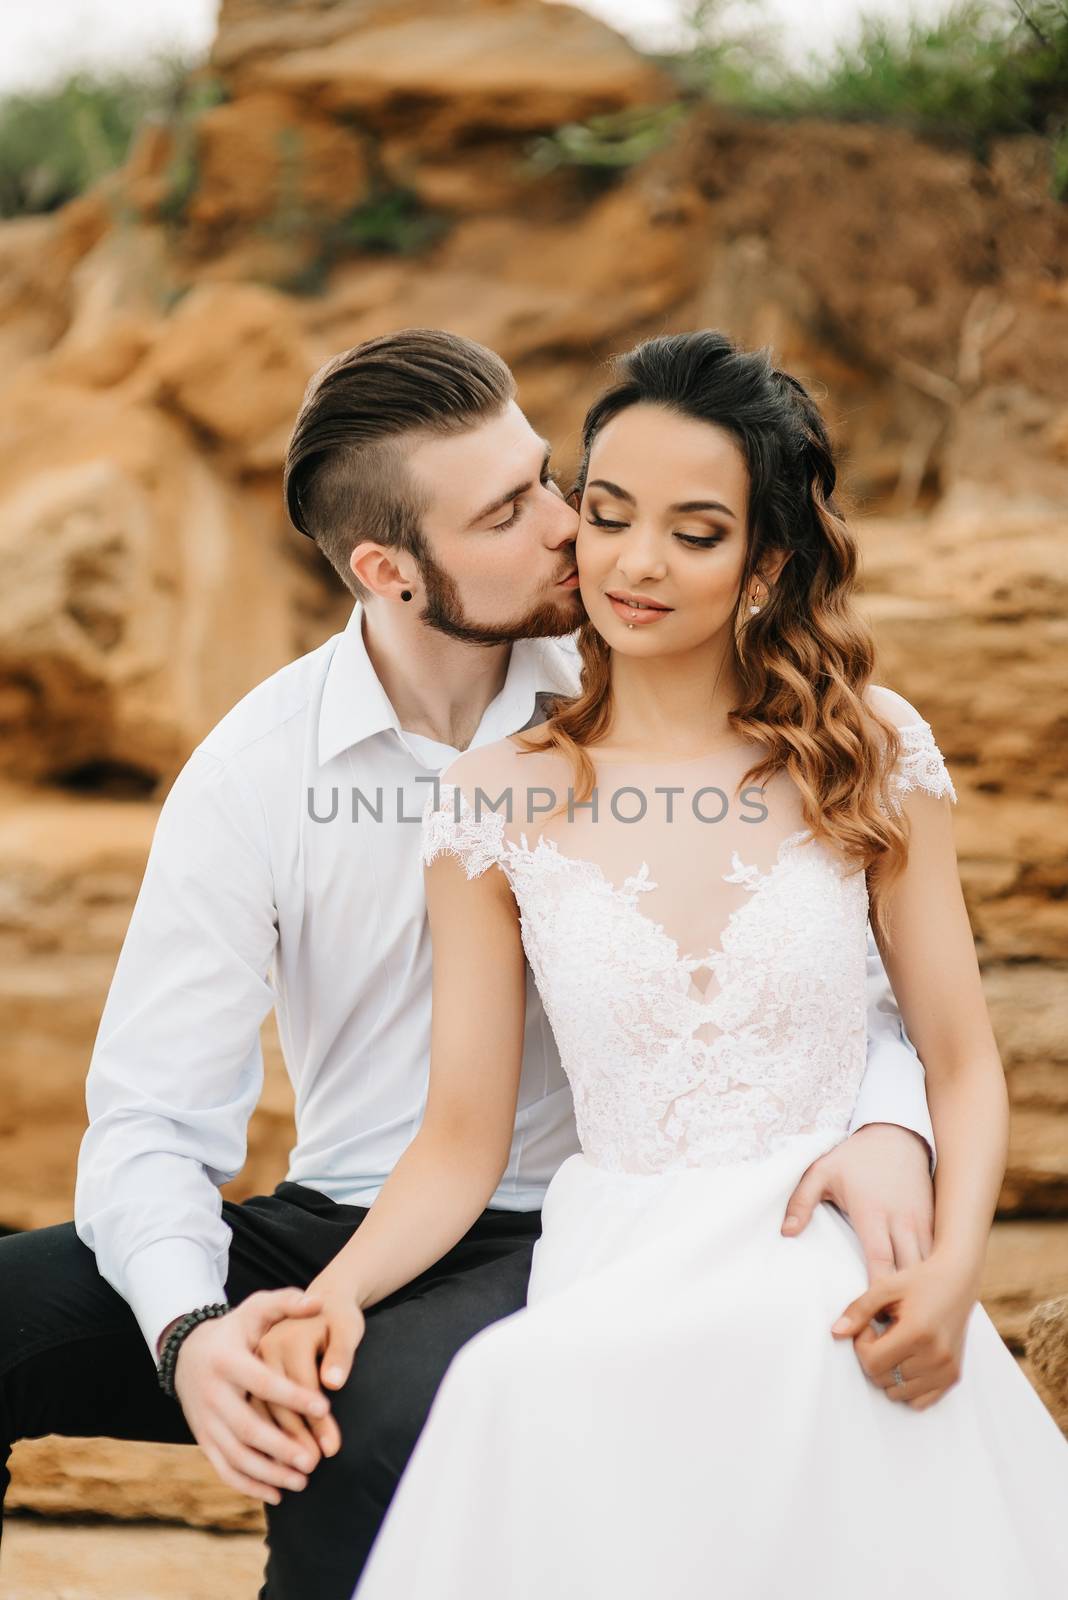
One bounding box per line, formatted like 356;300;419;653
587;513;724;548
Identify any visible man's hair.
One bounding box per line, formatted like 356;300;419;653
284;329;517;600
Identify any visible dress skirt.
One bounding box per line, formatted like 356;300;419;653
354;1130;1068;1598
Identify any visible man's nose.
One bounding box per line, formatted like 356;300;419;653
546;495;580;548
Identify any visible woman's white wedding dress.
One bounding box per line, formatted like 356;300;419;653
354;693;1068;1598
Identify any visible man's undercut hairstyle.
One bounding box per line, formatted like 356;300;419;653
284;329;517;600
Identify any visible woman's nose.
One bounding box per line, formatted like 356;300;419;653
617;529;667;584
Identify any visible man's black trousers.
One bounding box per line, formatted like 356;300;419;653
0;1183;541;1599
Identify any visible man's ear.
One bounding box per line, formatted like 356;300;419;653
351;541;412;599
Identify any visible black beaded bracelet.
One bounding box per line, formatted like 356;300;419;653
157;1301;230;1398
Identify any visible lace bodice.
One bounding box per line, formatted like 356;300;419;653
421;689;957;1175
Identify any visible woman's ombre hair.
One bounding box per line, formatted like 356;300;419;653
515;329;909;944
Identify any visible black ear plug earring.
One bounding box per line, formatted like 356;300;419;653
401;590;413;602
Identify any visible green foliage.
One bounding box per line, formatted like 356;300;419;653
673;1;1068;161
0;58;448;282
758;3;1065;150
667;0;787;102
537;2;1067;198
0;58;221;220
330;186;448;255
527;103;689;179
155;75;228;226
277;183;450;297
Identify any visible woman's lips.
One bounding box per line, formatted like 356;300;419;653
557;570;581;589
606;595;673;625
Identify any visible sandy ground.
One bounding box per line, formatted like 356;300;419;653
0;1520;267;1600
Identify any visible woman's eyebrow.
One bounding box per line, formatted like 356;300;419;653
588;479;737;521
672;500;737;520
588;478;634;504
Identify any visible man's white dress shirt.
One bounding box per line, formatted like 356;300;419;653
75;603;935;1357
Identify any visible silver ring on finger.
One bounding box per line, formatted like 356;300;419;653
892;1365;905;1388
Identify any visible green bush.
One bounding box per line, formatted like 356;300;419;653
275;183;451;297
0;59;221;220
672;0;1068;163
155;75;228;226
526;103;690;179
534;2;1067;197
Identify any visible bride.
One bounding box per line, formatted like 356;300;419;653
312;332;1067;1594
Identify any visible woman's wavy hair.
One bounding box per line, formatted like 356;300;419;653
514;330;909;944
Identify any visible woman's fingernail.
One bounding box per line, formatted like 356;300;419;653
782;1217;799;1233
831;1317;850;1335
325;1367;344;1387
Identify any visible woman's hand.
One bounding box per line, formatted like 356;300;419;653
172;1288;332;1504
830;1255;978;1410
256;1281;367;1466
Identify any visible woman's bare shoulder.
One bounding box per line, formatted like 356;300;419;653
863;683;928;731
440;733;546;792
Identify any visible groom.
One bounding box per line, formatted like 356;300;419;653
0;330;936;1599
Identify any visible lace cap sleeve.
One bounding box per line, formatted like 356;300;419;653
867;685;957;814
421;781;507;880
889;721;958;810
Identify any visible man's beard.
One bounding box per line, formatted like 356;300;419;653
414;546;585;647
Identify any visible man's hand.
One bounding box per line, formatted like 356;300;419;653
781;1123;934;1281
172;1289;334;1505
257;1280;365;1461
830;1255;976;1410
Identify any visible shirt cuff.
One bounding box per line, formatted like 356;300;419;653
849;1035;938;1175
124;1238;229;1362
849;1111;936;1175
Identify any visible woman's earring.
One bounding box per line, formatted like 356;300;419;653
400;590;413;602
749;584;766;616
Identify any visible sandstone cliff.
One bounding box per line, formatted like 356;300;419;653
2;0;1066;1538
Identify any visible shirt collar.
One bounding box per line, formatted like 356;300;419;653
318;602;581;767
